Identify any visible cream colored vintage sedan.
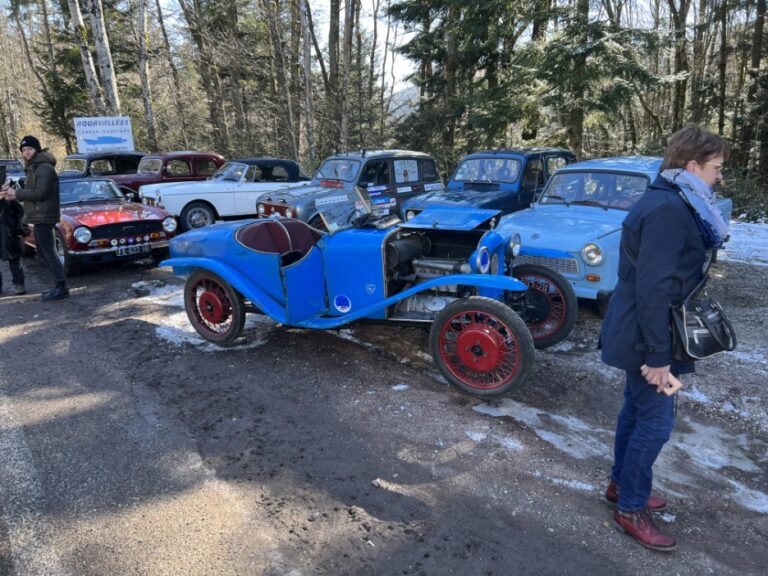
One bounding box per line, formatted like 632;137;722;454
140;157;310;231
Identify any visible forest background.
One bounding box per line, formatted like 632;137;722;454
0;0;765;219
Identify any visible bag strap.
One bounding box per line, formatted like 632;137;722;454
620;239;708;301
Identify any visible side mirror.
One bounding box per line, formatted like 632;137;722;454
121;187;137;202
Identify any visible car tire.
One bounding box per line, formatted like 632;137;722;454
184;269;245;346
507;264;577;349
54;229;81;277
180;202;216;231
429;296;534;397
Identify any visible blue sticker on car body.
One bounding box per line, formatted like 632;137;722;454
333;294;352;313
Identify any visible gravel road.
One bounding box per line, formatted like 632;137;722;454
0;254;765;575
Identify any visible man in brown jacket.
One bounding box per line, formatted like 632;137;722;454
0;135;68;300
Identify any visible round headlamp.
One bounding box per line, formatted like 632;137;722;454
581;243;604;265
162;217;178;233
73;227;92;244
476;247;491;273
490;253;500;274
406;210;416;221
257;203;266;215
509;233;522;257
285;208;293;218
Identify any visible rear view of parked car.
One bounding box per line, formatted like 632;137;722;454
58;152;146;180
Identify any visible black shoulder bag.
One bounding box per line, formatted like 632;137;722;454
621;242;736;363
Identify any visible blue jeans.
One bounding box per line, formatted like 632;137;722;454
611;370;676;512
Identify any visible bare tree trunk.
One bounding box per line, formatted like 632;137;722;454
290;0;302;154
154;0;188;148
566;0;589;156
262;0;299;158
340;0;355;149
87;0;121;114
136;0;157;150
38;0;57;74
379;3;391;135
300;0;316;163
66;0;106;114
442;5;460;151
668;0;692;131
689;0;709;123
178;0;231;153
326;0;341;154
718;0;728;135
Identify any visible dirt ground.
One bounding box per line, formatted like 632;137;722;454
0;253;766;575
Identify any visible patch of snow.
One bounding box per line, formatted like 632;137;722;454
155;311;273;352
498;437;524;451
392;384;410;391
133;281;185;307
547;341;575;352
660;513;676;523
728;479;768;513
671;418;761;473
549;478;595;492
681;384;711;404
465;430;487;442
724;221;768;267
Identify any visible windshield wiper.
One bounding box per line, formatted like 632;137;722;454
570;199;607;209
77;196;112;202
541;194;570;206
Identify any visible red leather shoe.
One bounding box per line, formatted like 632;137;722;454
605;479;667;511
614;509;677;551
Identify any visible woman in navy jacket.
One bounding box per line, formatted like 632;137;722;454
601;126;728;551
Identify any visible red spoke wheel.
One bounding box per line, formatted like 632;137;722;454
509;264;577;349
184;269;245;346
429;297;534;397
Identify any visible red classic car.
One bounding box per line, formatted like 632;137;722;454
109;151;225;193
23;178;178;275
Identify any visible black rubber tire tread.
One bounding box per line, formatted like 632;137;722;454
511;263;578;349
55;229;81;277
180;201;217;232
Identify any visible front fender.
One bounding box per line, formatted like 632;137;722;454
296;273;527;329
161;256;287;323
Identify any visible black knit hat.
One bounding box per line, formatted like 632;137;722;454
19;135;42;153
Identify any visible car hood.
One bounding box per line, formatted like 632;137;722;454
257;182;326;203
62;201;169;227
407;188;507;209
498;205;625;251
140;180;212;195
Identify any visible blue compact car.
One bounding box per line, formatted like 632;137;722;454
496;156;734;312
402;147;576;220
163;190;578;397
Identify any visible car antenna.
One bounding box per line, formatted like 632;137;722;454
361;148;366;157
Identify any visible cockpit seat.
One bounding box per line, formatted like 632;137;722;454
236;219;325;265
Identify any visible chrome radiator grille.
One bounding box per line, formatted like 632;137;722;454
515;254;579;276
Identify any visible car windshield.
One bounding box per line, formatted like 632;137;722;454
453;158;521;184
316;186;370;233
60;158;87;174
138;158;162;174
539;171;650;210
60;180;123;204
315;159;361;182
1;161;23;172
211;162;247;182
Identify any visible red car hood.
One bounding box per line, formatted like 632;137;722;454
62;201;169;227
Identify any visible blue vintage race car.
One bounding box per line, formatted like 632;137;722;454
496;156;733;312
162;189;578;397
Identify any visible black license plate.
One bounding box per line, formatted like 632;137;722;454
115;244;151;257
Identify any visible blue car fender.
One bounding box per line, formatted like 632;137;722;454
297;273;527;329
161;256;288;324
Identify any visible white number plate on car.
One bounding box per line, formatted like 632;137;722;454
115;244;151;257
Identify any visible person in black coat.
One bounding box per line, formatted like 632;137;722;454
0;135;68;301
0;192;26;295
601;126;729;551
